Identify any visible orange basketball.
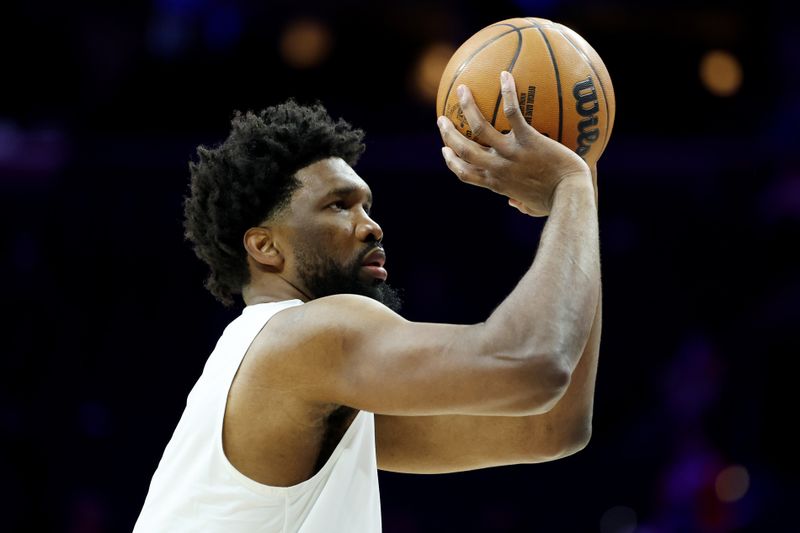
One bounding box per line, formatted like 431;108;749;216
437;17;615;167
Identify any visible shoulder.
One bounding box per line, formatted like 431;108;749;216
238;295;404;405
267;294;401;336
249;294;400;368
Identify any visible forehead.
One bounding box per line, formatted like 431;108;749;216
293;157;371;202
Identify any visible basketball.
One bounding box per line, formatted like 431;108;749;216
436;17;615;167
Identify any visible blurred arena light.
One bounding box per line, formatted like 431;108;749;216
699;49;743;97
280;18;332;69
715;464;750;503
412;43;456;103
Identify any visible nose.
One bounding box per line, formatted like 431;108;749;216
356;212;383;244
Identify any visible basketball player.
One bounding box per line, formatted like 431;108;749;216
133;71;601;532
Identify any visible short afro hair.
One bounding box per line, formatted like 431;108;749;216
183;100;366;307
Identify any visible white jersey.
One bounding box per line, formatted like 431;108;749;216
133;299;382;532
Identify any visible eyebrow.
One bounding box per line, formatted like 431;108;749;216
326;186;373;208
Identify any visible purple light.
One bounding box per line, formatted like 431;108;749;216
758;174;800;223
0;121;68;186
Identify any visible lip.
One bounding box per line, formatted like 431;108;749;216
361;248;386;268
360;248;387;280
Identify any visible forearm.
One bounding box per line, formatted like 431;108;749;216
528;284;602;457
482;175;601;371
517;163;602;458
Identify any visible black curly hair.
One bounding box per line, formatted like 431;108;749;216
183;100;366;306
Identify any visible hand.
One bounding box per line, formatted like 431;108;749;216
510;163;598;215
438;71;590;217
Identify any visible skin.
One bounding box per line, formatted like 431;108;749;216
223;71;602;486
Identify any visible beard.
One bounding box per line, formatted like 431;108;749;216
295;244;403;312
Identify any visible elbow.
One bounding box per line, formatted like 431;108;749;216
516;354;572;415
519;417;593;465
555;420;592;459
541;356;573;411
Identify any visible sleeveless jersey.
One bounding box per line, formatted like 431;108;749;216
133;299;382;532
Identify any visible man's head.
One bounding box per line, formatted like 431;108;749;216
184;100;401;310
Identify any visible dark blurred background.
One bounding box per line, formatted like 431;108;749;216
2;0;797;531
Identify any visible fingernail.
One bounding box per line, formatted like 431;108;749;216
501;71;510;86
457;85;465;100
437;116;445;128
441;146;447;157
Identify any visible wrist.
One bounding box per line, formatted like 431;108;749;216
550;171;595;208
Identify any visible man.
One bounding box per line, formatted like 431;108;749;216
134;71;602;532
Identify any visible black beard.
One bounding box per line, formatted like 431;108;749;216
295;246;403;312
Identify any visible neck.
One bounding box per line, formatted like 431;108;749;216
243;273;312;305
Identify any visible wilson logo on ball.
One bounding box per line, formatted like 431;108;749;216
574;76;600;159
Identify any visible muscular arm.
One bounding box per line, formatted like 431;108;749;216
262;175;597;418
483;174;599;378
377;285;601;473
377;165;603;472
256;72;600;423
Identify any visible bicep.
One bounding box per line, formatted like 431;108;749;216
268;294;565;417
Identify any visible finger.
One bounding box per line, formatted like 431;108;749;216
508;197;546;217
508;198;525;212
456;85;504;148
500;71;530;136
441;146;497;190
437;116;495;169
508;198;531;214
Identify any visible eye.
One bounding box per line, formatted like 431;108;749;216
329;201;347;211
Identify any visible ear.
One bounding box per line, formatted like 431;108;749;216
243;226;284;271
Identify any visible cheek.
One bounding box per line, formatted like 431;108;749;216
307;228;344;252
296;222;352;259
311;218;354;242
